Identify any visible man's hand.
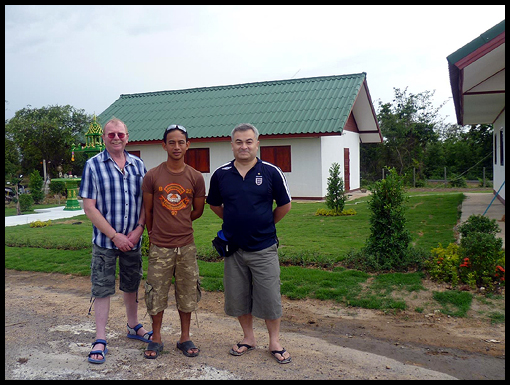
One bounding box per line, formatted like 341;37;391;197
113;232;135;252
126;225;144;247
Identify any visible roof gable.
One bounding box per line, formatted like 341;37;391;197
98;73;382;143
447;20;505;125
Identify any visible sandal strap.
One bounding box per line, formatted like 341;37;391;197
91;339;107;348
88;349;106;358
127;323;143;334
143;330;153;339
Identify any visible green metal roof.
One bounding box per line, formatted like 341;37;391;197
97;73;367;142
447;19;505;65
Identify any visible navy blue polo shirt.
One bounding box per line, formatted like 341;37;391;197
207;158;291;252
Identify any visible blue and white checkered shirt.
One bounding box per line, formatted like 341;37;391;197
79;149;147;249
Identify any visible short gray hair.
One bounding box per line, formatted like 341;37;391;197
104;117;128;133
231;123;259;141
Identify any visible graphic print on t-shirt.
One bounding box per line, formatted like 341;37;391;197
159;183;191;215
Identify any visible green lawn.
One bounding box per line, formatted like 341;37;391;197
7;192;498;318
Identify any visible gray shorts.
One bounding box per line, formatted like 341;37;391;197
223;244;282;320
90;244;143;298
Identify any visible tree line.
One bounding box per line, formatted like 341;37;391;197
361;88;493;186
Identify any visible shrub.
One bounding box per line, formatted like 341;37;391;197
29;220;52;228
457;214;500;237
343;246;427;273
414;179;427;188
426;243;461;286
363;168;411;271
325;162;347;213
19;194;34;212
49;180;66;196
426;214;505;291
315;208;356;216
460;232;504;289
449;176;467;188
29;170;45;204
477;178;492;188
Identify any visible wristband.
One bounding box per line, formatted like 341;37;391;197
136;223;144;229
110;232;117;241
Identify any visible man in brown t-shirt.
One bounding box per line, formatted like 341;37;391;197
142;124;206;359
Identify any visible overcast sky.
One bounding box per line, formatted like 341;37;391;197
5;5;505;125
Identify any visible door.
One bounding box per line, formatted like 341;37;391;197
343;148;350;192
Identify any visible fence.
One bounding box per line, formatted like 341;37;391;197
380;167;492;188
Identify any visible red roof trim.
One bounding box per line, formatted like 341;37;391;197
361;79;383;143
127;132;343;146
455;31;505;70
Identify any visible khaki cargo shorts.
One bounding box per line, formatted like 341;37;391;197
145;242;201;315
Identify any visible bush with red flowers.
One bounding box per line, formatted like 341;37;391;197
425;214;505;292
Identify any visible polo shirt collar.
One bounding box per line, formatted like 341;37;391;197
229;157;262;172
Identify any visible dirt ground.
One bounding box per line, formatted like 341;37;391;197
5;269;505;380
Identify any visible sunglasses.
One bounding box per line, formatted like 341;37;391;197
166;124;187;133
106;132;127;139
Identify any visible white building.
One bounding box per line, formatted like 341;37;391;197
98;73;382;199
447;20;505;204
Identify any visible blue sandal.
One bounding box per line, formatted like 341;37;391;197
88;339;108;364
126;323;153;343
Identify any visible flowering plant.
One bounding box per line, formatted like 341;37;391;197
426;240;505;291
494;265;505;283
425;243;461;286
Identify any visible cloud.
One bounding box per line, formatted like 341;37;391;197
4;5;505;124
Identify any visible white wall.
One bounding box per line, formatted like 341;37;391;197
261;137;323;198
493;110;505;202
320;132;361;196
128;134;361;199
320;135;344;197
344;131;361;191
127;141;228;195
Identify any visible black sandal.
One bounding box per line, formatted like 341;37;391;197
176;340;200;357
229;343;255;356
144;341;164;359
271;348;292;364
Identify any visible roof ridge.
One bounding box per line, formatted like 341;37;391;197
120;73;367;99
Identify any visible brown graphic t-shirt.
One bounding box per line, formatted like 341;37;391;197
142;163;206;248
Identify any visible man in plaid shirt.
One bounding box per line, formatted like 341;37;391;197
80;118;151;364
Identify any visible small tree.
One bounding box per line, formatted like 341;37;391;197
325;162;347;213
364;168;411;270
29;170;45;204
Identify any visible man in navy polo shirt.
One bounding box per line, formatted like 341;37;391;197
207;123;292;364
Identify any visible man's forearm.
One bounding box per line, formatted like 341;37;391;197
273;202;291;224
83;198;116;239
209;205;224;219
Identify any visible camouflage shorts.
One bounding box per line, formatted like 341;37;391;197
145;242;201;315
90;244;143;298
